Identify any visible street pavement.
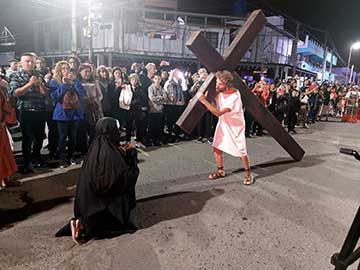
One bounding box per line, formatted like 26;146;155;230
1;120;360;270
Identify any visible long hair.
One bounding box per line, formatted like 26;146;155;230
96;65;109;80
128;73;141;87
78;63;95;83
53;61;70;84
216;70;234;84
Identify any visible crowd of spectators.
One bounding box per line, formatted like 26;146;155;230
0;52;359;185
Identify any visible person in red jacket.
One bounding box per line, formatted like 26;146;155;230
0;78;21;189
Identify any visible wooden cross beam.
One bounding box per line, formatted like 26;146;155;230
176;9;305;161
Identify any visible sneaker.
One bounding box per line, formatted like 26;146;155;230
32;161;42;168
59;162;69;169
304;124;309;129
24;164;36;174
153;141;161;147
70;159;81;166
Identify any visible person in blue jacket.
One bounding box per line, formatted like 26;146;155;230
50;61;86;168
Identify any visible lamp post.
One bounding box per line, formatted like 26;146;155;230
346;41;360;84
88;0;93;63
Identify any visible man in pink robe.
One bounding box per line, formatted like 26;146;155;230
197;71;254;185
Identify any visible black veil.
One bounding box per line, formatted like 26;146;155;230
56;117;139;238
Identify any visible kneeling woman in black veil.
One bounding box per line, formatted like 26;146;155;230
56;117;139;243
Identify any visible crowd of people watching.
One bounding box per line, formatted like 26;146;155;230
1;52;360;188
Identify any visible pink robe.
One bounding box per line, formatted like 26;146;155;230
212;90;247;157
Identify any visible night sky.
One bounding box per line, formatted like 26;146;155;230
0;0;359;68
248;0;360;67
180;0;360;67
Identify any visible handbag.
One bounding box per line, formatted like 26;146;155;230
61;90;79;110
119;85;133;110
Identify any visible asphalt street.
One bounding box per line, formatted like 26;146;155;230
1;120;360;270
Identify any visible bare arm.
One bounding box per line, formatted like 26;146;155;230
197;93;231;117
13;81;33;97
38;82;49;95
14;76;47;97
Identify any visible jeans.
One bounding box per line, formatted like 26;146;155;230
76;119;95;155
57;120;79;163
19;111;45;166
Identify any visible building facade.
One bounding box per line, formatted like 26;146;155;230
297;35;338;81
32;3;335;81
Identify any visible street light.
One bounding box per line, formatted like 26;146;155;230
346;41;360;83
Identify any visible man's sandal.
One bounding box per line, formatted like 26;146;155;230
208;167;226;180
243;173;255;185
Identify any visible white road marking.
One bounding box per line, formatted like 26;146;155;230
137;148;150;157
168;143;183;150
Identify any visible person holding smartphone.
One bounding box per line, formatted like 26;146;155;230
8;53;48;173
50;61;86;168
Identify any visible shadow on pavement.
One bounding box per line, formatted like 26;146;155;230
0;197;72;230
231;152;337;181
135;189;224;229
0;167;80;230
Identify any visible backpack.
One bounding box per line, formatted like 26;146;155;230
61;90;79;110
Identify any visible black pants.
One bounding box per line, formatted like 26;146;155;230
197;111;212;139
252;121;263;135
274;111;285;124
244;111;253;136
19;111;45;166
125;111;146;143
287;112;297;132
148;113;164;143
44;111;58;156
164;105;184;137
113;109;128;130
57;120;79;163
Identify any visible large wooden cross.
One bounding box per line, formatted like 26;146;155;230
176;10;305;161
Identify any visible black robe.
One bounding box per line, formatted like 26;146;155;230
56;117;139;239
